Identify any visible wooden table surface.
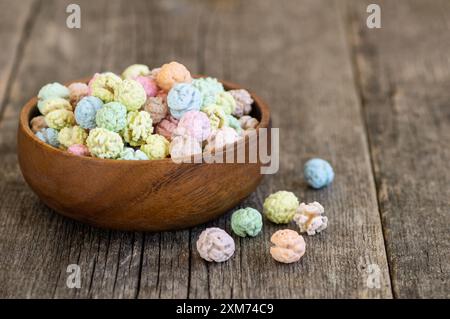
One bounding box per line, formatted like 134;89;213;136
0;0;448;299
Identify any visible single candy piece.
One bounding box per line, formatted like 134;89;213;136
74;96;103;129
263;191;299;224
67;144;90;157
122;111;154;146
30;115;48;133
140;134;170;160
38;97;72;116
95;102;127;132
170;135;202;162
35;128;60;148
229;89;253;118
143;96;168;124
37;82;70;102
121;64;150;79
192;77;224;107
45;109;75;130
204;126;239;153
114;79;147;112
239;115;259;130
201;104;228;130
174;110;211;142
58;125;88;149
231;207;263;237
86;128;124;159
293;201;328;236
135;76;158;97
89;72;122;103
215;91;236;115
196;227;235;262
167;83;202;119
304;158;334;189
155;116;179;141
270;229;306;264
68;82;89;107
226;115;242;134
119;147;149;160
156;61;192;92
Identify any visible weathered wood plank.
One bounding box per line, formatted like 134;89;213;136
0;0;36;113
187;0;392;298
345;0;450;298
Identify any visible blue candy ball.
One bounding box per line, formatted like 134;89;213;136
74;96;103;129
304;158;334;189
36;128;60;148
167;83;202;119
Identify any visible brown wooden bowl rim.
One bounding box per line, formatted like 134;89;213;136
19;76;271;164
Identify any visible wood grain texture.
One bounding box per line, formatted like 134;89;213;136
0;0;401;298
0;0;36;114
345;0;450;298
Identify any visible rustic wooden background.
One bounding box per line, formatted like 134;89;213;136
0;0;448;298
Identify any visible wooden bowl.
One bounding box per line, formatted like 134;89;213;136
17;78;270;231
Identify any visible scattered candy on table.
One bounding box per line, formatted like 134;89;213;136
270;229;306;263
304;158;334;189
231;207;263;237
196;227;235;262
30;62;259;160
293;201;328;235
263;190;299;224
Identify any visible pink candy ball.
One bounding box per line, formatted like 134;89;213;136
175;110;211;142
135;76;158;97
68;82;89;106
155;116;179;141
67;144;90;157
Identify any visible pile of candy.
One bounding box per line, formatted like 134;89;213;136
196;158;334;264
30;62;259;160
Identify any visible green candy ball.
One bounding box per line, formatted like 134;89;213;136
231;207;263;237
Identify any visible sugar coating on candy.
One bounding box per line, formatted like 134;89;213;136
201;104;228;130
114;79;147;112
174;110;211;142
239;115;259;130
37;82;70;102
58;125;88;149
143;96;168;124
67;144;90;157
45;109;75;130
75;96;103;129
204;126;239;153
140;134;170;160
95;102;127;132
135;76;158;98
35;128;60;148
270;229;306;264
155;116;179;141
38;97;72;116
304;158;334;189
231;207;263;237
68;82;89;107
226;115;242;134
169;135;202;162
89;72;122;103
86;128;124;159
192;77;224;107
196;227;235;262
122;111;154;146
149;67;161;79
215;91;236;115
293;201;328;236
119;147;149;160
156;61;192;92
121;64;150;79
263;191;299;224
30;116;48;133
167;83;202;119
229;89;253;118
